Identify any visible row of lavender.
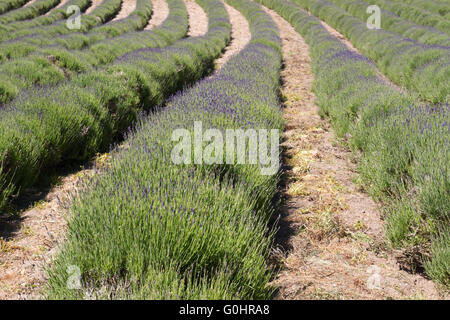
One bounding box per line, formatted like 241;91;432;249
290;0;449;104
0;0;60;25
256;0;449;287
0;0;144;62
374;0;450;33
0;0;31;15
328;0;450;46
0;0;90;34
400;0;449;19
0;0;188;103
46;0;283;299
0;0;229;215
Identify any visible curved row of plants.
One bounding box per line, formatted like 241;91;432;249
0;0;187;103
0;0;30;15
0;0;148;62
373;0;450;33
0;0;61;25
0;0;91;34
328;0;450;46
256;0;449;287
290;0;449;104
0;0;123;46
45;0;283;299
0;0;229;215
395;0;449;19
57;0;153;48
0;0;153;63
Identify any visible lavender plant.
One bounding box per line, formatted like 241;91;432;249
291;0;450;104
0;0;230;216
328;0;450;46
0;0;124;48
396;0;449;18
46;0;283;299
0;0;31;15
0;0;61;24
256;0;449;288
0;0;91;34
374;0;450;33
0;0;188;103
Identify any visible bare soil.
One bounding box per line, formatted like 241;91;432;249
261;5;447;300
45;0;70;15
185;0;208;37
145;0;169;30
85;0;103;14
214;2;250;69
112;0;137;21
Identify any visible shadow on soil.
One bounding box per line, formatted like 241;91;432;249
0;163;83;240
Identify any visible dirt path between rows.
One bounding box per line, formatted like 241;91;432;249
0;1;251;300
144;0;168;29
111;0;136;21
185;0;208;37
261;6;447;300
85;0;103;14
213;1;250;69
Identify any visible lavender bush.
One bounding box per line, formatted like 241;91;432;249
291;0;450;104
0;0;61;25
256;0;449;287
0;0;149;61
46;0;283;299
0;0;231;212
0;0;31;15
329;0;450;46
0;0;188;102
0;0;91;34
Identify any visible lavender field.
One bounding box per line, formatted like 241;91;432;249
0;0;448;301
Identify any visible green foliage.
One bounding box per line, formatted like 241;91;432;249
291;0;449;104
256;0;449;288
0;0;188;103
0;0;30;15
0;0;226;213
424;229;450;287
328;0;450;45
0;0;61;25
46;0;283;299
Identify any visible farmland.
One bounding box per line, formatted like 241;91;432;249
0;0;448;300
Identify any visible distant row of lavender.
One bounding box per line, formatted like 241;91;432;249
0;0;135;62
0;0;31;15
257;0;449;287
371;0;450;33
0;0;90;34
329;0;450;46
0;0;231;212
46;0;284;299
0;0;188;103
292;0;449;104
0;0;61;25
